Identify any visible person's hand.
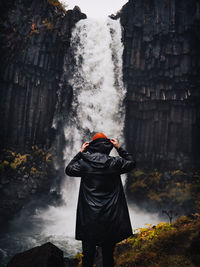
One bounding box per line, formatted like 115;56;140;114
81;142;89;152
110;138;120;149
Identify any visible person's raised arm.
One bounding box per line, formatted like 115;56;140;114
65;142;89;177
110;138;136;174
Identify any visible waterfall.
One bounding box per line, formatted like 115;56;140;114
62;18;127;201
34;17;127;255
63;18;126;159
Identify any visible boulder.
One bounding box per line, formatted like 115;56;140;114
7;242;64;267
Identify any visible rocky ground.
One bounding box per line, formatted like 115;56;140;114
6;214;200;267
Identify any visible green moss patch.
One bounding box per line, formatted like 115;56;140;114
0;146;53;175
114;214;200;267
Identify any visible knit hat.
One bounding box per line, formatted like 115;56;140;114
84;133;113;155
92;133;108;141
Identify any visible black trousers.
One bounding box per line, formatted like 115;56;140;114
82;241;115;267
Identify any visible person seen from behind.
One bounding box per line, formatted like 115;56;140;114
65;132;136;267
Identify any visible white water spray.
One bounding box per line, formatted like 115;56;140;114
62;17;126;195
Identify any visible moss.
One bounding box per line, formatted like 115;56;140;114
1;146;53;175
5;152;29;169
47;0;66;13
148;190;162;202
13;153;29;168
0;160;10;171
171;169;186;176
42;19;54;30
30;167;37;173
114;214;200;267
45;152;52;163
10;162;17;169
127;169;200;215
71;216;200;267
177;185;191;201
149;170;162;184
73;252;83;261
132;168;145;177
130;179;147;190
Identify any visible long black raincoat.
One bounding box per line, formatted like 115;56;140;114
65;138;136;245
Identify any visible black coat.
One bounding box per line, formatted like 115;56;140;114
65;138;136;245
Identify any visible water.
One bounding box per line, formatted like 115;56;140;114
0;18;162;266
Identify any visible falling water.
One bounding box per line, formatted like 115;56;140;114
63;18;126;156
63;18;127;197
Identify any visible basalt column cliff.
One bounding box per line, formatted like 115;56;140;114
0;0;86;149
0;0;86;227
120;0;200;169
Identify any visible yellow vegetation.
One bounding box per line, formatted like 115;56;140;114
72;215;200;267
73;252;83;261
148;190;162;202
0;147;52;174
114;214;200;267
14;153;28;167
128;168;200;214
31;167;37;173
46;152;52;162
171;169;185;176
132;168;145;177
42;19;54;30
47;0;66;13
6;152;29;169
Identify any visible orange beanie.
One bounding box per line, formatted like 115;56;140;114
92;133;108;141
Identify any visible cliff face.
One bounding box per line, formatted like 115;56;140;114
120;0;200;169
0;0;86;150
0;0;86;228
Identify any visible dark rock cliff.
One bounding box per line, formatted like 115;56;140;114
120;0;200;169
0;0;86;228
0;0;86;150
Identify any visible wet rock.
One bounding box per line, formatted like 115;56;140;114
7;242;65;267
0;0;86;149
0;177;10;184
119;0;200;169
64;257;79;267
17;192;26;199
163;171;171;181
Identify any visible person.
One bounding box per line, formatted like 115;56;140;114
65;133;136;267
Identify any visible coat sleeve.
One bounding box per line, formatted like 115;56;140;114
114;147;136;174
65;151;83;177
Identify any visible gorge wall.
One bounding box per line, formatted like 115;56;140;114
120;0;200;169
0;0;86;227
0;0;86;150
